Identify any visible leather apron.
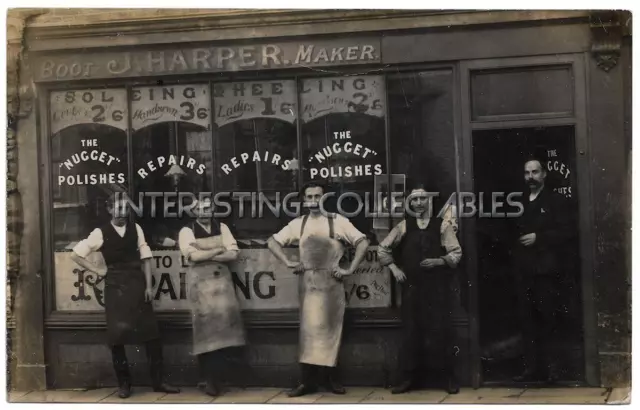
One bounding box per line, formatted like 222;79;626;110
101;222;159;346
188;234;245;356
298;215;345;367
397;216;454;376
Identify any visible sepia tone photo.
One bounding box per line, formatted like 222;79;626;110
5;8;631;404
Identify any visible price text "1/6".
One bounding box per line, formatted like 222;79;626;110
345;284;370;303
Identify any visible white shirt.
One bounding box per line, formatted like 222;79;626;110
377;217;462;268
272;213;367;248
178;221;239;262
72;222;153;260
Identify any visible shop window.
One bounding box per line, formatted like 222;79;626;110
49;88;129;311
471;66;574;120
50;88;129;250
387;70;456;210
213;80;298;239
300;75;387;240
131;84;213;249
48;78;395;312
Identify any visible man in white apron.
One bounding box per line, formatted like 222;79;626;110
178;198;246;397
71;193;180;398
268;182;370;397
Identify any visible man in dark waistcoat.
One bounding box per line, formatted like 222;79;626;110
512;159;573;384
71;193;180;398
378;184;462;394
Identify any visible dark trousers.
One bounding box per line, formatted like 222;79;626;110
198;346;248;387
111;338;164;387
516;273;562;376
397;274;456;384
299;363;340;387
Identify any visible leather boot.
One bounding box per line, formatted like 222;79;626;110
287;364;318;397
391;379;414;394
321;367;346;395
111;345;132;398
287;383;318;397
203;378;221;397
117;382;132;399
446;376;460;394
147;341;180;394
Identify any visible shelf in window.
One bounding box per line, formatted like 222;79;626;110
53;202;89;209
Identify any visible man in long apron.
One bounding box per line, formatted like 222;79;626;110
268;182;370;397
377;184;462;394
71;193;180;398
512;159;572;383
178;198;246;397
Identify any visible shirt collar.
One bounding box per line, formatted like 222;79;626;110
196;220;212;234
110;221;127;231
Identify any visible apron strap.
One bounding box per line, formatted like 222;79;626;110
300;214;335;239
328;213;335;239
300;214;310;238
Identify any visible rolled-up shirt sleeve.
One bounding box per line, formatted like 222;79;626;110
135;224;153;260
335;215;367;247
272;218;301;247
441;223;462;268
72;228;104;258
178;227;198;262
441;204;459;235
377;220;406;267
220;223;239;252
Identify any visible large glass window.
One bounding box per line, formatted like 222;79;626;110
50;88;130;311
50;88;129;251
213;80;298;239
50;74;451;313
387;70;456;214
131;84;213;248
300;75;387;241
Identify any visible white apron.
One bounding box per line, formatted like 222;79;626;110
298;216;346;367
188;235;245;356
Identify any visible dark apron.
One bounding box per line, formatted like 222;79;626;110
397;217;455;379
105;260;159;346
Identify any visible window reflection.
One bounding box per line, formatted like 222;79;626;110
213;80;298;239
387;70;455;197
300;75;387;241
52;124;128;250
132;122;213;249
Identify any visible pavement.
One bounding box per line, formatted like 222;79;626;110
7;386;630;404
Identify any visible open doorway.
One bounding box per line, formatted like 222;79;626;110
472;125;584;384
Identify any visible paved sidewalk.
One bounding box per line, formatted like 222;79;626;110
7;386;628;404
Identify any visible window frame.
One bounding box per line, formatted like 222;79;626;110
39;62;458;329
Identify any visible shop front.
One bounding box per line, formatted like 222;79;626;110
9;10;630;390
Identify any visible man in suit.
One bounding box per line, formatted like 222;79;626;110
512;158;573;383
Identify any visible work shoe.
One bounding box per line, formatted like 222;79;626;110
203;381;221;397
153;382;181;394
391;379;414;394
287;383;318;397
324;379;346;395
118;382;132;399
446;377;460;394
